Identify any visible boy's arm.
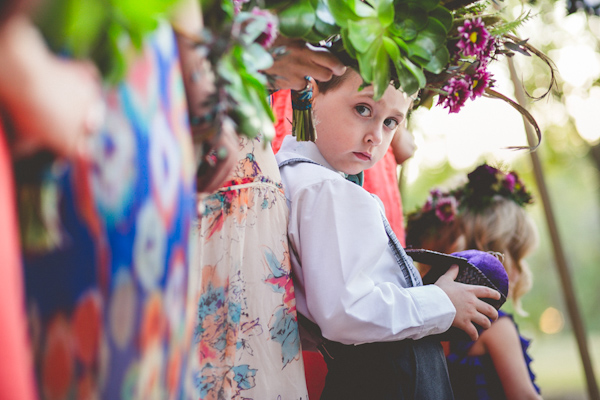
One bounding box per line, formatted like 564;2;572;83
289;174;455;345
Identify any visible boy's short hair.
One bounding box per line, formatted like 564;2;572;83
316;69;352;94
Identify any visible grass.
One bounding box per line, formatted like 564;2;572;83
530;332;600;399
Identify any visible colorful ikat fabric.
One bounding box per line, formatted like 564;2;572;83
23;23;196;400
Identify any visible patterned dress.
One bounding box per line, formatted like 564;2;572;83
23;23;196;400
446;311;541;399
189;136;308;400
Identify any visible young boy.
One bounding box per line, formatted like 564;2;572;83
276;69;500;399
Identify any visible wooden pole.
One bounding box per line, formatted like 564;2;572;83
507;57;600;400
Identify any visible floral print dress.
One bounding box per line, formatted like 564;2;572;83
189;136;308;400
23;23;196;400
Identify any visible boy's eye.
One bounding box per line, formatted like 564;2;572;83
384;118;399;129
355;105;371;117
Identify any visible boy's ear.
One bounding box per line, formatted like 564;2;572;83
311;77;320;99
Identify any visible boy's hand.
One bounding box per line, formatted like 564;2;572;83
435;264;500;341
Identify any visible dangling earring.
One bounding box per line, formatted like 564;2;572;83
291;76;316;142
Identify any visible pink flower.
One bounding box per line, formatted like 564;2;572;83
478;36;498;63
422;198;433;213
469;67;492;99
456;18;491;57
435;196;458;223
251;7;279;49
503;173;516;192
438;77;472;113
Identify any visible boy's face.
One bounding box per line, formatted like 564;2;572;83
313;71;412;175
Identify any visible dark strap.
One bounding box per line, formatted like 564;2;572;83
376;202;422;288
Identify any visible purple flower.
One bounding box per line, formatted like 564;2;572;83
456;18;491;57
422;198;433;213
251;7;279;49
430;189;443;198
438;77;472;113
435;196;458;223
503;173;516;192
478;36;498;63
469;67;492;99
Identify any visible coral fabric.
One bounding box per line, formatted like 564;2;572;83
270;89;292;154
363;146;405;245
0;122;36;400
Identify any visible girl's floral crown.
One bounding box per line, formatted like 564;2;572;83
407;163;533;227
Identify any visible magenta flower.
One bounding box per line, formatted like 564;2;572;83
438;77;472;113
422;198;433;213
503;173;516;192
478;36;498;63
435;196;458;223
456;18;491;57
469;67;492;99
251;7;279;49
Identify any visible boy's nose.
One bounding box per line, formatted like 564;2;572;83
365;127;383;146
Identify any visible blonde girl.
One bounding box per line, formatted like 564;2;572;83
406;163;543;400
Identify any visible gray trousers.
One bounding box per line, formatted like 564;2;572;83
319;337;454;400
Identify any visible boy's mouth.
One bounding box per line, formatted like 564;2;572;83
353;152;372;161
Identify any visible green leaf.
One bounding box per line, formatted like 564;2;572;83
348;18;385;53
325;0;359;28
392;36;410;54
340;27;358;59
372;42;391;100
383;36;400;60
240;16;269;45
278;0;316;38
314;0;340;37
423;43;449;74
348;0;377;18
356;40;381;83
406;17;447;62
303;28;329;43
325;0;375;27
243;43;275;72
430;6;453;33
375;0;395;27
394;3;428;31
408;0;440;12
398;57;426;94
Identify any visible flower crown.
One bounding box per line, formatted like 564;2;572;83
408;163;534;227
261;0;554;146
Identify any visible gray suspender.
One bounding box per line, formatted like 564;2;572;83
278;157;422;288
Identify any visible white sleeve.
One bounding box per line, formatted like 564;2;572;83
290;178;455;345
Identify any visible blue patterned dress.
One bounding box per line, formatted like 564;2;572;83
446;311;541;399
23;23;196;400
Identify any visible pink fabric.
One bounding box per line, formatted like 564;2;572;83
363;147;405;245
0;123;36;400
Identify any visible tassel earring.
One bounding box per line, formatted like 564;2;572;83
291;76;316;142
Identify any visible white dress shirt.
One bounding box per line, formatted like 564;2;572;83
276;136;455;345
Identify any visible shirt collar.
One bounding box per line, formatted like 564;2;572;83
278;136;346;179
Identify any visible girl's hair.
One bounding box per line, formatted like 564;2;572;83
459;196;538;315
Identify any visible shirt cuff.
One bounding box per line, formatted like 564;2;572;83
408;284;456;337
